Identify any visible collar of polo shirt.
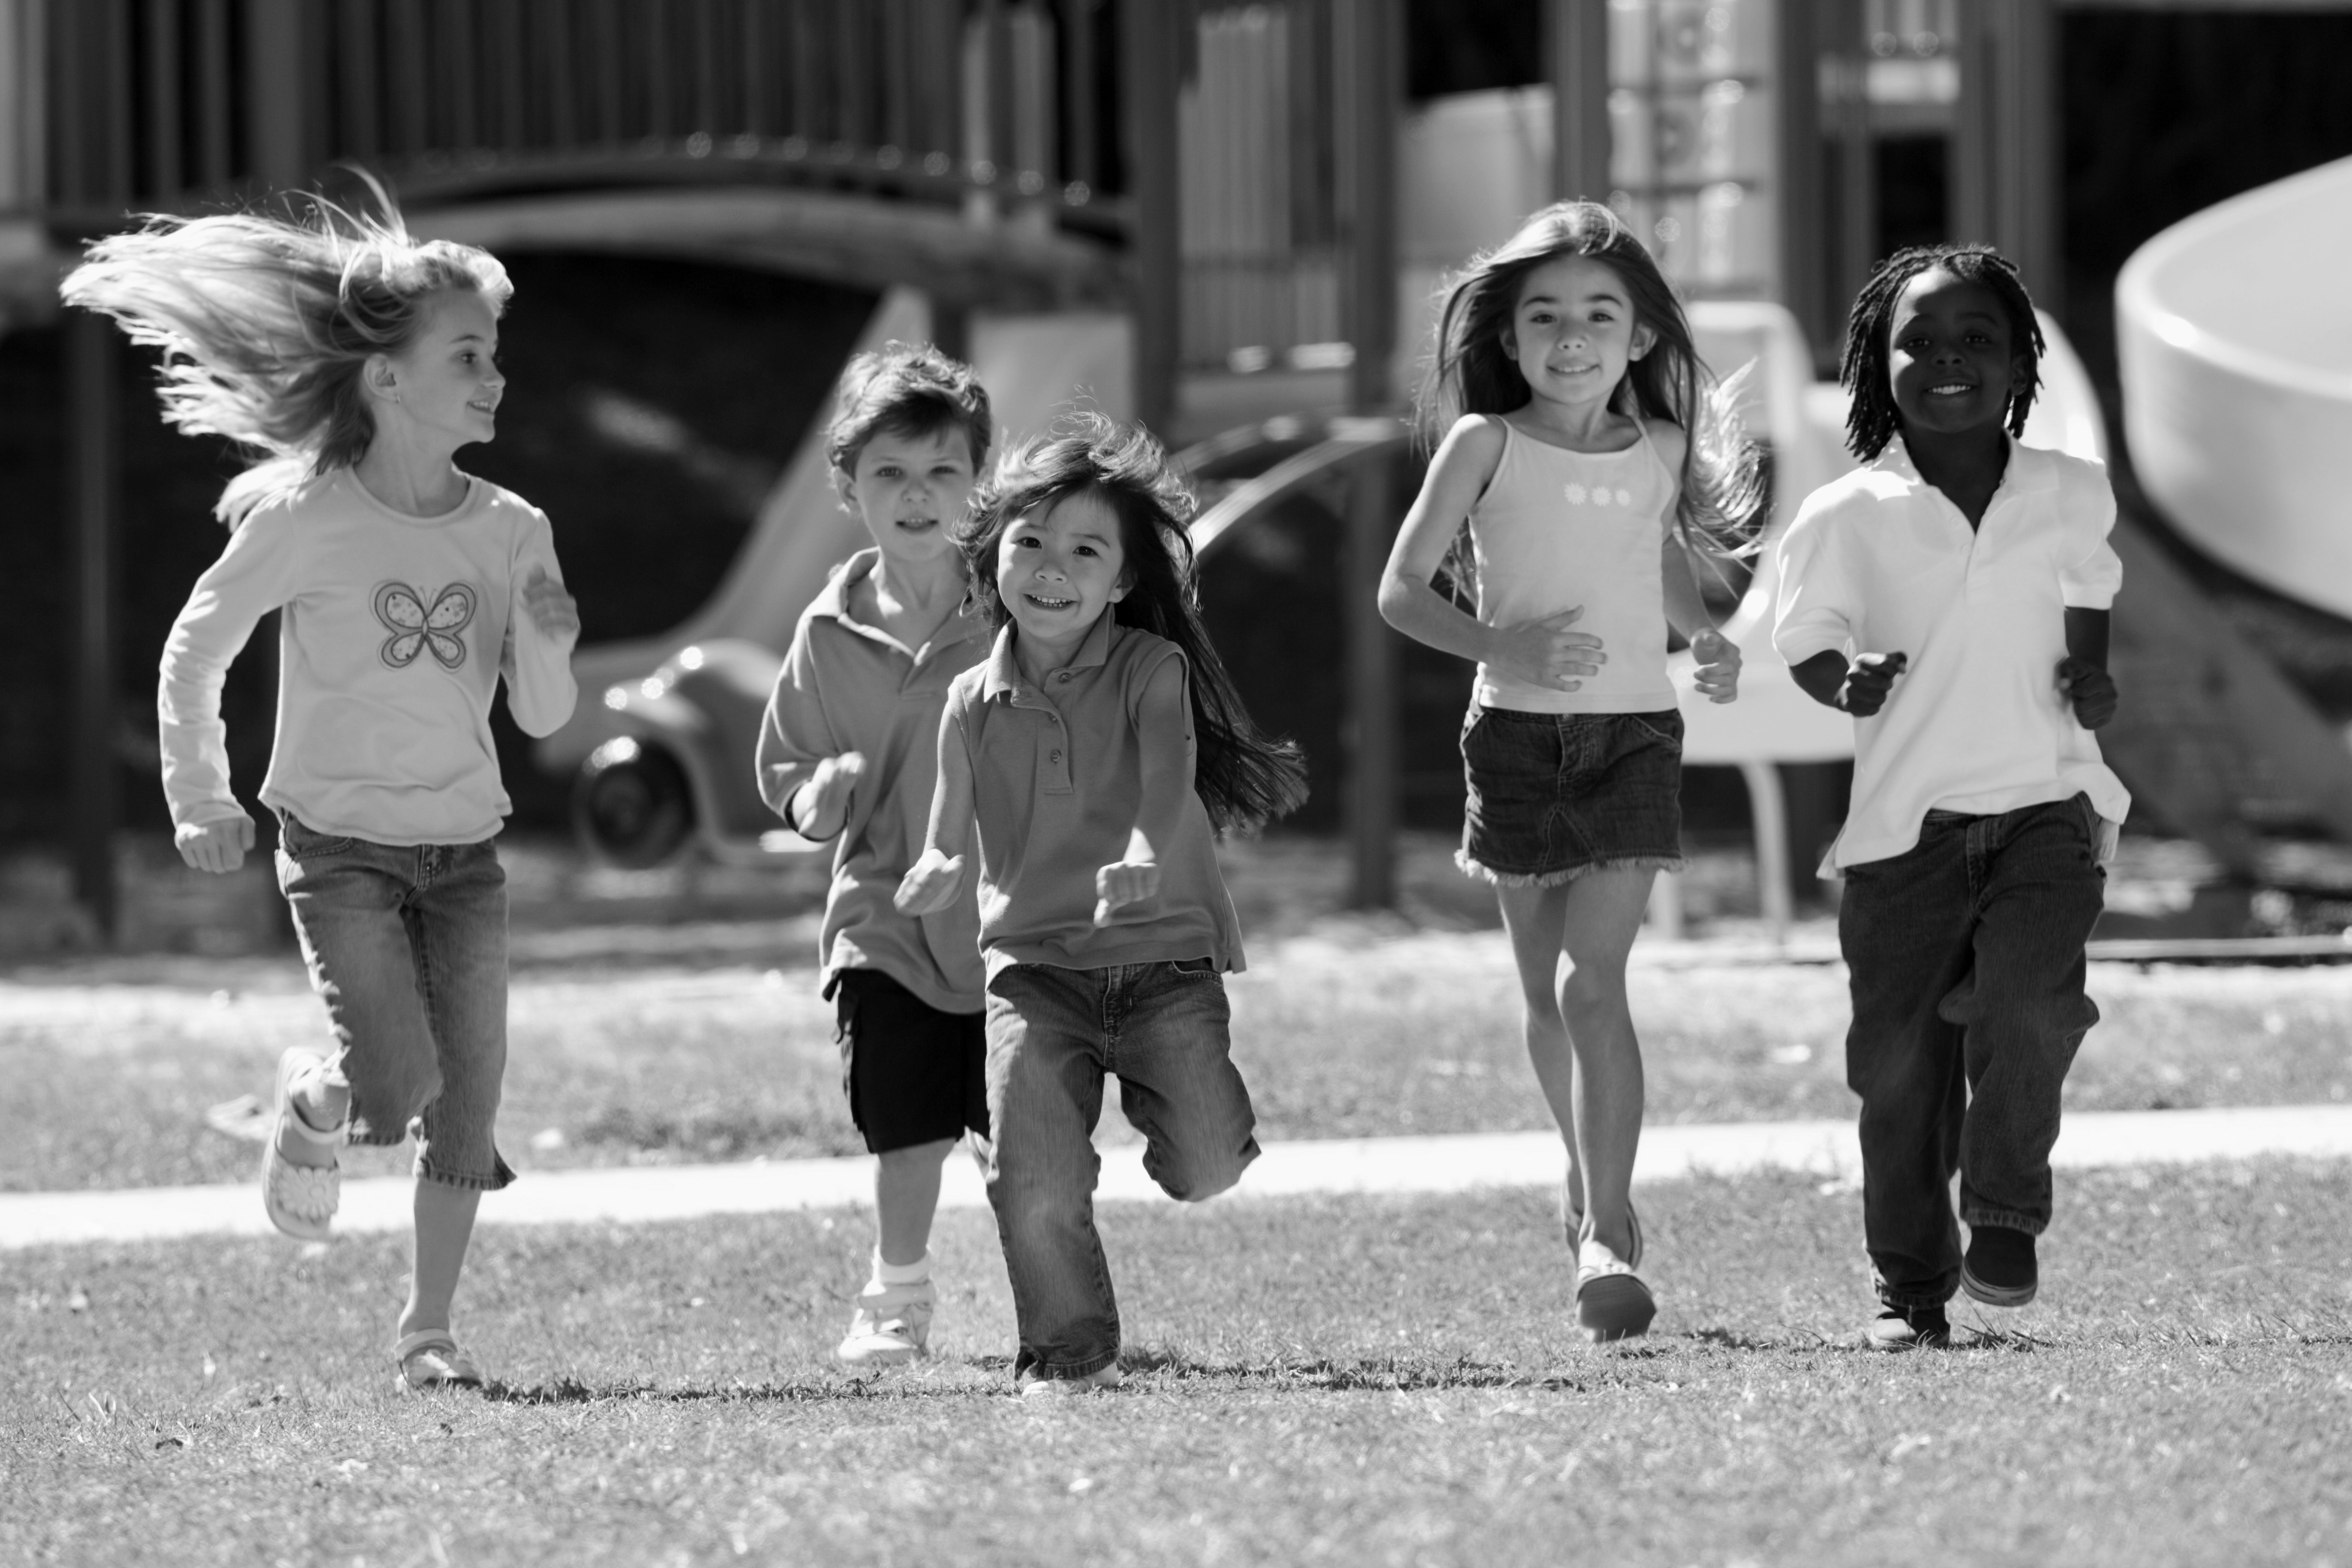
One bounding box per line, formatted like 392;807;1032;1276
982;609;1117;702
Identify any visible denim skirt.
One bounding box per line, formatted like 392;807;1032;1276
1458;706;1686;886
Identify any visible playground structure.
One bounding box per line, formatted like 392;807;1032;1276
9;0;2352;937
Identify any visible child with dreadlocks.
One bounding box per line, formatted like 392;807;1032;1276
1772;243;2127;1351
896;412;1307;1397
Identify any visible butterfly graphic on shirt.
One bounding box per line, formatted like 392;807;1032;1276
372;580;478;670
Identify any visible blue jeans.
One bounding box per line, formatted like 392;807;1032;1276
1839;795;2106;1307
980;960;1260;1380
275;814;515;1192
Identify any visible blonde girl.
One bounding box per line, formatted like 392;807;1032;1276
63;193;577;1391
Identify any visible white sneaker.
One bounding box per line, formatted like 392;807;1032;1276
1575;1239;1656;1344
1018;1361;1123;1400
835;1279;935;1367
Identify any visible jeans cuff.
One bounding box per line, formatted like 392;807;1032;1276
1021;1346;1119;1382
1960;1209;2046;1237
1876;1283;1955;1310
414;1151;517;1192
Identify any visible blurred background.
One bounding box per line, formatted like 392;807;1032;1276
3;0;2352;955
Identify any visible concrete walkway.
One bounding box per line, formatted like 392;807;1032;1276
7;1103;2352;1249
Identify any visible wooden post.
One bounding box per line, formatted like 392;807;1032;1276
244;0;312;189
1775;0;1830;370
1545;0;1611;202
1337;0;1400;908
1953;0;2060;297
1118;0;1181;436
68;311;121;943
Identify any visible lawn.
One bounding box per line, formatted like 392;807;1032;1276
4;928;2351;1192
7;1163;2351;1567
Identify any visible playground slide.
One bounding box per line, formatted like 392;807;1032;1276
2117;154;2352;621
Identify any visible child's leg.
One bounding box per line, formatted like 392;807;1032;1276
400;838;514;1341
1495;883;1581;1235
1497;869;1654;1260
1839;821;1978;1307
835;973;989;1269
980;963;1120;1383
276;823;444;1183
1954;798;2106;1238
876;1140;959;1265
1107;961;1259;1204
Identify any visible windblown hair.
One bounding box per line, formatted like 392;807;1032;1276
825;340;994;479
1840;242;2044;462
1418;200;1763;577
955;412;1309;833
59;184;511;522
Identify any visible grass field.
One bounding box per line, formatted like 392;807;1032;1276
8;1163;2351;1567
4;928;2351;1192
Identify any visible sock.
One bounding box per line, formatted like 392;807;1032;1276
874;1250;930;1288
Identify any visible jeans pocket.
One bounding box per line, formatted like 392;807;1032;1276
1168;957;1220;977
277;813;355;859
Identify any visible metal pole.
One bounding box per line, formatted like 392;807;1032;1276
68;310;121;943
1338;0;1400;908
1546;0;1611;202
1118;0;1181;436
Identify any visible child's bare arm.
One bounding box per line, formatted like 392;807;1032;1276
2058;608;2118;730
1094;657;1192;924
1378;417;1604;690
1661;530;1739;704
894;706;975;916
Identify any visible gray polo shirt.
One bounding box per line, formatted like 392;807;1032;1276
756;549;989;1013
945;612;1244;976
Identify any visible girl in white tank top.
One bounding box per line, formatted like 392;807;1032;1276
1378;202;1762;1346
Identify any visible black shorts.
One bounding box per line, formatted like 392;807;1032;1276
830;969;988;1155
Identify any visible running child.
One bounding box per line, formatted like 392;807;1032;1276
755;343;995;1367
895;414;1307;1397
63;196;578;1391
1772;243;2125;1350
1378;201;1757;1342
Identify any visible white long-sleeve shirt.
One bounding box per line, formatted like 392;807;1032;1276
1771;438;2129;871
158;469;578;846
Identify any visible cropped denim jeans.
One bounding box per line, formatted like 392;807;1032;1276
979;960;1260;1382
275;814;515;1192
1839;795;2106;1308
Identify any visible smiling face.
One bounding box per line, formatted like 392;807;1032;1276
995;489;1129;650
376;289;504;451
844;424;978;570
1502;256;1654;413
1884;268;2031;440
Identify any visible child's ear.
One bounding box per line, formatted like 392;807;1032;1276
1629;323;1657;362
1109;567;1132;605
363;354;400;404
833;468;859;514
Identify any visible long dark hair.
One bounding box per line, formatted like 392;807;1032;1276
957;414;1309;833
1839;242;2045;462
1418;201;1761;569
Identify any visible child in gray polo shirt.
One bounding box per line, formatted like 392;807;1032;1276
756;344;994;1367
897;414;1308;1397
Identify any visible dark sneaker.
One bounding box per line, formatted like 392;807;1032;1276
1961;1226;2039;1307
1864;1303;1951;1351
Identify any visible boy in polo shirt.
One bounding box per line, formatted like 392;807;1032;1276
756;344;994;1367
1773;245;2126;1351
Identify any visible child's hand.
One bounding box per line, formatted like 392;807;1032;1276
1838;651;1907;716
522;566;580;641
1689;627;1741;704
894;847;966;916
793;751;865;839
1094;859;1162;926
176;815;255;875
2057;656;2118;730
1490;607;1605;692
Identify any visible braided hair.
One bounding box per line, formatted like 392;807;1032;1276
1839;243;2045;462
956;412;1309;834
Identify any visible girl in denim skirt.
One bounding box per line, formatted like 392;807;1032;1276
1379;201;1760;1341
896;414;1306;1396
64;192;577;1391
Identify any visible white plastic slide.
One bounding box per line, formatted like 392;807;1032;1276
2117;154;2352;620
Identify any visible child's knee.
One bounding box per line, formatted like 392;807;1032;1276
1149;1135;1257;1203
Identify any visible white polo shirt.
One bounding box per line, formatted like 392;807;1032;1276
1772;438;2129;871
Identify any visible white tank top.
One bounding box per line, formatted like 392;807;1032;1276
1468;418;1678;715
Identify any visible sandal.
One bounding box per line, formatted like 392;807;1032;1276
1575;1240;1657;1344
1564;1189;1644;1271
394;1331;486;1393
261;1048;345;1242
